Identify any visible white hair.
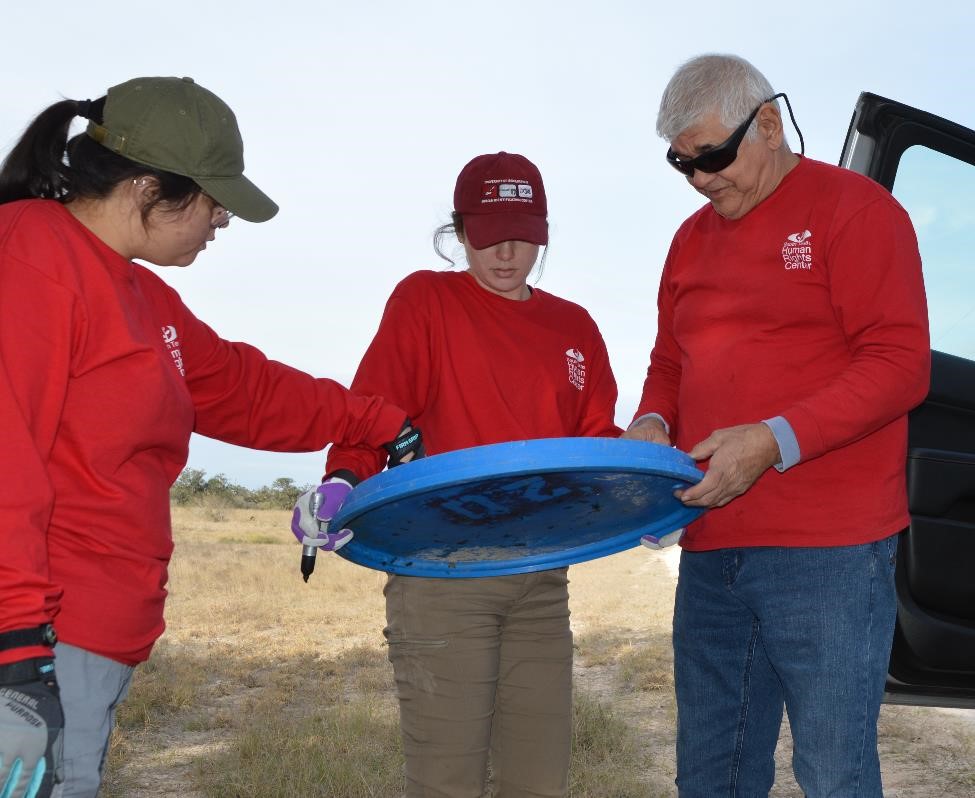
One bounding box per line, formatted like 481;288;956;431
656;54;779;142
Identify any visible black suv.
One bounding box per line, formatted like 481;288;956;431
841;94;975;708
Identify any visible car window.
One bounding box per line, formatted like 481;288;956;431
892;145;975;359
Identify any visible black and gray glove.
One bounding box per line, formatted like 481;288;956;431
384;419;425;468
0;658;64;798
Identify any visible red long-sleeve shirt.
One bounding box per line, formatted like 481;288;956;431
327;270;621;481
0;200;406;665
635;157;930;549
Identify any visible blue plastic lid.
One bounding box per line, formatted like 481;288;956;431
333;437;704;577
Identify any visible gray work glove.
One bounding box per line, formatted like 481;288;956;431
0;658;64;798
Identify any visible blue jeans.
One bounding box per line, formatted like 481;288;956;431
673;536;898;798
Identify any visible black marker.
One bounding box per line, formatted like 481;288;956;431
300;488;324;583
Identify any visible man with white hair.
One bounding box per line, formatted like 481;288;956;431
625;54;930;795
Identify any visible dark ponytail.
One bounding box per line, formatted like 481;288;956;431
0;99;83;204
0;96;200;219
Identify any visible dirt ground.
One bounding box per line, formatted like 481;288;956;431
103;518;975;797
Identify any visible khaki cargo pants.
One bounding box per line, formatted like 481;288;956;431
383;568;573;798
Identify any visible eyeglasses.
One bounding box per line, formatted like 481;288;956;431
210;206;235;230
665;92;795;177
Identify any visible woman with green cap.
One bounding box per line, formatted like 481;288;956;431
0;77;422;798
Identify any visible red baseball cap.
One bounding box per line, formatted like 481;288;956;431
453;152;548;249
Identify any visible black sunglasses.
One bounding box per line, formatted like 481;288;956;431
665;92;803;177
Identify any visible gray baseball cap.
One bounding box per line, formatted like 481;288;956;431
87;76;278;222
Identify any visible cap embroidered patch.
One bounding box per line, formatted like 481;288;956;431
481;179;535;205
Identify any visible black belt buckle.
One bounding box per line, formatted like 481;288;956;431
40;623;58;647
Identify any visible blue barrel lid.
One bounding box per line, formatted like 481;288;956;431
334;437;704;577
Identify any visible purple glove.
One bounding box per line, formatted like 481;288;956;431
290;478;354;551
640;528;685;550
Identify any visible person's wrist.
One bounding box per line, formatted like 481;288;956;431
630;412;669;435
0;623;57;651
325;469;360;487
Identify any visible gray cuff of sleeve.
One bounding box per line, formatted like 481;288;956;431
762;416;800;472
629;412;670;435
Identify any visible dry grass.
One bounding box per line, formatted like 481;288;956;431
194;649;404;798
100;507;975;797
568;691;659;797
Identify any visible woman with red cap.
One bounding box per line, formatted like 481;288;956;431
0;77;421;798
324;152;621;797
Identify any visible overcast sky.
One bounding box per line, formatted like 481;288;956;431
3;1;973;487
